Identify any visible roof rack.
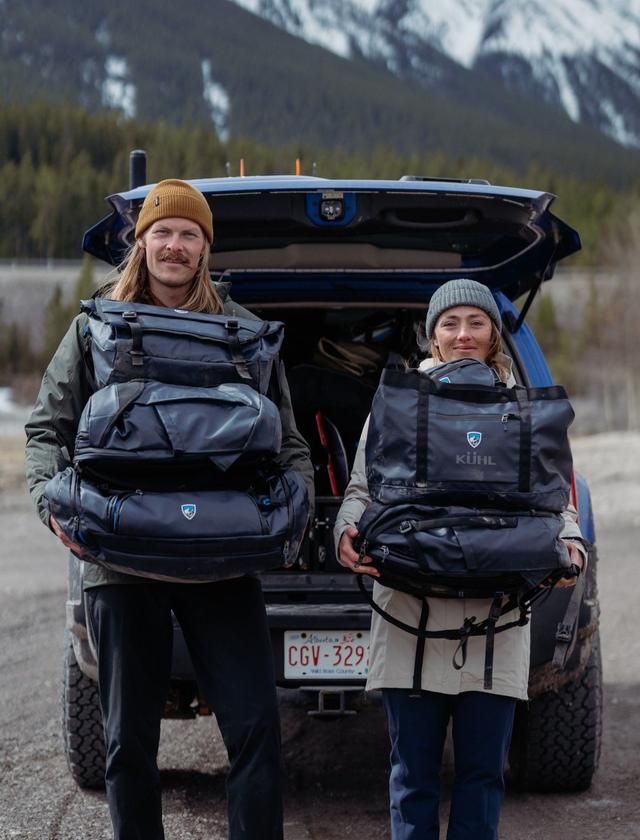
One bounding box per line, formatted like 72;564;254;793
399;176;491;185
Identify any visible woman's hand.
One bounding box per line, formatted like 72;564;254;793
338;526;380;578
50;515;86;558
553;540;585;588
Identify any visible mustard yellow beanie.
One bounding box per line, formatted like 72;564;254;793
135;179;213;243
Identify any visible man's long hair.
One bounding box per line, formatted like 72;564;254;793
107;240;222;314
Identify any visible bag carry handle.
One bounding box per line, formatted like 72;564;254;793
514;386;532;492
416;374;430;488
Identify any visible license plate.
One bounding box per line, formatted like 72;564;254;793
284;630;370;679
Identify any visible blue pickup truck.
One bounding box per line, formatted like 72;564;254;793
64;159;600;794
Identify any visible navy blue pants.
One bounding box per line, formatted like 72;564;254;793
86;577;282;840
382;689;516;840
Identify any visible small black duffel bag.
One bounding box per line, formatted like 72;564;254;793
365;361;574;512
73;380;282;488
355;499;573;599
354;500;580;689
82;298;284;393
44;466;308;583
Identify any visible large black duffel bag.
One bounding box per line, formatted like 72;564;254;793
73;380;282;488
365;361;574;512
44;301;310;582
44;466;308;582
82;298;284;393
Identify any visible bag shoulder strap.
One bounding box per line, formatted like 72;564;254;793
552;573;585;669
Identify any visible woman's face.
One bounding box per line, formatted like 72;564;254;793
432;305;493;363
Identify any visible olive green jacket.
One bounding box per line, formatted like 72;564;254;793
25;286;314;588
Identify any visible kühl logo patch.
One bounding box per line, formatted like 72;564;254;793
467;431;482;449
181;504;197;520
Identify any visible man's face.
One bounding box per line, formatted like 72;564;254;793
139;217;206;295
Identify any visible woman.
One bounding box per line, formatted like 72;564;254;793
334;277;585;840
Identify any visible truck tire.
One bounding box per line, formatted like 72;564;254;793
508;633;602;792
62;633;106;789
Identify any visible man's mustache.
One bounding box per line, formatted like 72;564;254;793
160;252;189;264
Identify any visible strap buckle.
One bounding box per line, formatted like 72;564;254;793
488;592;504;622
399;520;413;534
555;622;574;643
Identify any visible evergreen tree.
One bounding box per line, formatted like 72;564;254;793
528;292;576;392
39;284;71;367
69;254;99;312
0;100;635;262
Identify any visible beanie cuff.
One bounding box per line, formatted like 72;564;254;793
134;179;214;242
425;278;501;338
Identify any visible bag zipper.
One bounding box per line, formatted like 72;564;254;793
432;411;520;432
434;411;520;422
127;326;269;347
110;491;139;532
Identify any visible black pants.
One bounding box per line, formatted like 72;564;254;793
86;577;283;840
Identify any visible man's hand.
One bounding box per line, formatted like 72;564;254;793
50;515;86;558
553;540;585;589
337;526;380;578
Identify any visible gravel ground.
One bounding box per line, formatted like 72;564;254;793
1;420;639;838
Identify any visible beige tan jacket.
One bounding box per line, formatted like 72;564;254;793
333;357;585;700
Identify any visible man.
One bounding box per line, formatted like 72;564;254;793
25;179;314;839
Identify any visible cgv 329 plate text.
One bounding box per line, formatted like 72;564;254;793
284;630;370;679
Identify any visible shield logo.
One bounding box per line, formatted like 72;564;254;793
467;431;482;449
181;504;197;520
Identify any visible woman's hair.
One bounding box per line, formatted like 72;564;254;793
107;240;222;314
427;321;510;383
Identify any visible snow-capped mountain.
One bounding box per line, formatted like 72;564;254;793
232;0;640;148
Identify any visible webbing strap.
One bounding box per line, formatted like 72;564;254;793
552;573;585;669
123;311;144;367
514;387;532;493
452;618;475;670
225;319;254;382
279;472;294;545
415;375;430;488
267;358;283;405
483;593;504;690
410;600;430;697
356;575;528;641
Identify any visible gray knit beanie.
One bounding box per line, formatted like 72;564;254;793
425;278;501;339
